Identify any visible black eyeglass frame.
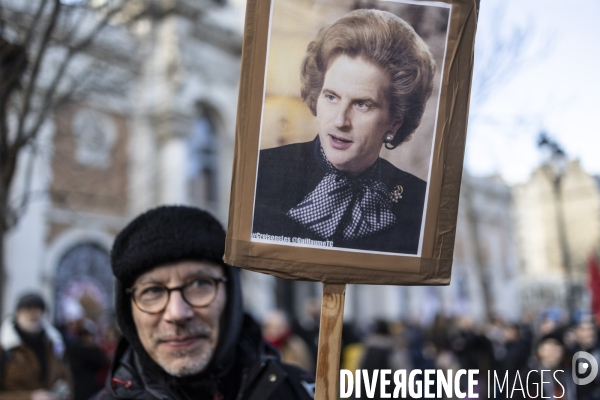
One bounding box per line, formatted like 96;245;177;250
126;276;228;315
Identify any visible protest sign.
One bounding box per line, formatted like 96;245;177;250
225;0;477;286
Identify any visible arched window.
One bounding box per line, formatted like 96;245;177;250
54;243;113;326
187;109;219;211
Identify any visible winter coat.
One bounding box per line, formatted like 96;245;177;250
65;339;107;400
92;315;315;400
0;318;72;400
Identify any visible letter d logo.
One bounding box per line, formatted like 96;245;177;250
573;351;599;385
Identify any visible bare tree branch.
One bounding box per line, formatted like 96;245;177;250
0;4;5;35
0;0;156;316
471;5;553;118
10;141;36;227
70;5;123;52
15;0;60;144
22;0;49;49
22;63;93;143
19;3;131;147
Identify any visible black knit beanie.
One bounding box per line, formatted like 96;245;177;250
111;205;229;287
16;293;46;312
111;205;243;383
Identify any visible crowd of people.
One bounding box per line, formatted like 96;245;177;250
267;308;600;400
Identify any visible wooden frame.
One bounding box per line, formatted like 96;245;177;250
225;0;477;285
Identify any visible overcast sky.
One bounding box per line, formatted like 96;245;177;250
466;0;600;184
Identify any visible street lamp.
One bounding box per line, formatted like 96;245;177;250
537;132;575;320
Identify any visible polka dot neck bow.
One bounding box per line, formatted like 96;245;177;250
287;145;396;241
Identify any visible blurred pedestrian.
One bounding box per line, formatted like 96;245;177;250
0;293;72;400
450;317;495;399
359;320;398;400
99;325;119;362
492;323;531;400
65;321;107;400
500;323;531;373
341;322;364;372
292;297;320;364
569;319;600;400
527;331;575;399
96;325;120;386
262;309;314;371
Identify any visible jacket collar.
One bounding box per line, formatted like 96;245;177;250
105;339;155;399
0;317;65;357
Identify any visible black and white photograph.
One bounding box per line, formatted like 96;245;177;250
251;0;451;255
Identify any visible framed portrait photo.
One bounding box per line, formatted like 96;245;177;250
225;0;477;285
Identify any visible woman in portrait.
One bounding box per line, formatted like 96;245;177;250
253;8;436;254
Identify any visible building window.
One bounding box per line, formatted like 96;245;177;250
187;111;218;209
54;243;114;326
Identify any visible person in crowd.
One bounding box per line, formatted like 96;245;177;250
96;324;120;386
0;293;72;400
487;323;530;400
340;322;364;372
429;314;452;352
253;8;435;254
292;298;320;365
570;318;600;358
568;319;600;400
528;331;576;399
93;205;314;400
65;321;107;400
359;320;403;400
449;317;495;398
99;325;120;362
262;309;314;371
499;323;531;374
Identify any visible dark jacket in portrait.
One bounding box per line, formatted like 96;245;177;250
253;137;427;254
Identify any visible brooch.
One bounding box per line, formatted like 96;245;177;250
390;185;403;203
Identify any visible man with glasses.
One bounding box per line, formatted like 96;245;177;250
94;206;314;399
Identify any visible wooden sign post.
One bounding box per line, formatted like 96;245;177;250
315;283;347;400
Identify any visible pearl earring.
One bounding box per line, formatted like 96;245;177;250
383;132;394;143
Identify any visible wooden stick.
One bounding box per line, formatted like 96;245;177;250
315;283;347;400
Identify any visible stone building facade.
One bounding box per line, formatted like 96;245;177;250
4;0;244;323
515;160;600;314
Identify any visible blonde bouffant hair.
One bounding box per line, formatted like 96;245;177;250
300;9;436;148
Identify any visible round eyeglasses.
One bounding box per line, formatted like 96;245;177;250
126;275;228;314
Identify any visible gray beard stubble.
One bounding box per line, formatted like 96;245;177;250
152;323;215;377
